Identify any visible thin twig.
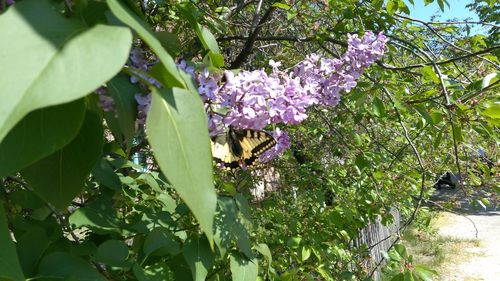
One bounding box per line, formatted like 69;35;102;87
382;88;426;231
395;14;500;69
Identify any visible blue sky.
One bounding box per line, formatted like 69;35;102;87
405;0;487;33
406;0;479;21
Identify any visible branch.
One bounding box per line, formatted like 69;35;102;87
395;14;500;69
395;14;500;28
382;88;426;231
379;44;500;71
460;79;500;103
229;6;275;68
219;35;347;46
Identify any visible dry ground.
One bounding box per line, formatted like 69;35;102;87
429;187;500;281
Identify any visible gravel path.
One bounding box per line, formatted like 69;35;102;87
431;188;500;281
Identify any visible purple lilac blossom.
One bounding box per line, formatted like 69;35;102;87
200;31;387;162
204;32;386;126
96;87;115;113
126;32;387;163
135;93;152;125
129;48;149;84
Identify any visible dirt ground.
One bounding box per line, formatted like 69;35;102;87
431;187;500;281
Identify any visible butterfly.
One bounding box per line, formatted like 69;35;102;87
211;127;277;169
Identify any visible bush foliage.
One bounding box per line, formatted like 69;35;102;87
0;0;498;280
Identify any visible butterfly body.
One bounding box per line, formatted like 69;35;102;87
211;127;276;169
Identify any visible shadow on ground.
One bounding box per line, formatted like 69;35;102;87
430;185;498;215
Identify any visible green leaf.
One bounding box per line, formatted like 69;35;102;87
414;265;437;281
69;201;123;235
133;262;174;281
452;123;463;143
420;66;439;84
230;254;258;281
481;104;500;119
466;72;498;92
20;111;103;210
386;0;397;14
372;97;386;117
355;155;370;171
254;244;272;265
301;246;311;262
107;0;184;88
208;51;225;68
430;111;444;124
0;204;25;281
397;0;410;14
106;74;140;153
146;87;216;245
272;3;291;10
93;240;130;267
388;249;402;262
0;0;132;143
0;99;85;177
143;228;181;257
394;244;408;258
390;273;405;281
234;193;252;222
287;237;302;249
92;158;122;190
9;190;45;210
38;252;106;280
154;31;181;57
182;236;215;281
178;3;222;57
433;126;444;150
16;226;51;277
414;105;434;125
214;197;254;259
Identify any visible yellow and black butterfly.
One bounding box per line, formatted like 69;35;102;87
211;127;277;169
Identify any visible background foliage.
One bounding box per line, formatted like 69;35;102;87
0;0;498;280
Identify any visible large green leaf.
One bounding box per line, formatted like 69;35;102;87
146;87;216;244
16;226;51;277
143;228;181;258
182;236;215;281
37;252;106;281
214;197;254;259
107;0;184;88
92;158;122;190
230;254;258;281
69;197;124;235
0;99;85;177
0;0;132;143
0;204;25;281
177;3;223;67
93;240;130;267
105;74;140;154
20;111;104;210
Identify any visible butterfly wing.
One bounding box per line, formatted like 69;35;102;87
235;129;276;167
210;128;276;169
211;133;241;169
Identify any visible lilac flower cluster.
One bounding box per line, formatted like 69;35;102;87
97;32;387;163
197;31;387;161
